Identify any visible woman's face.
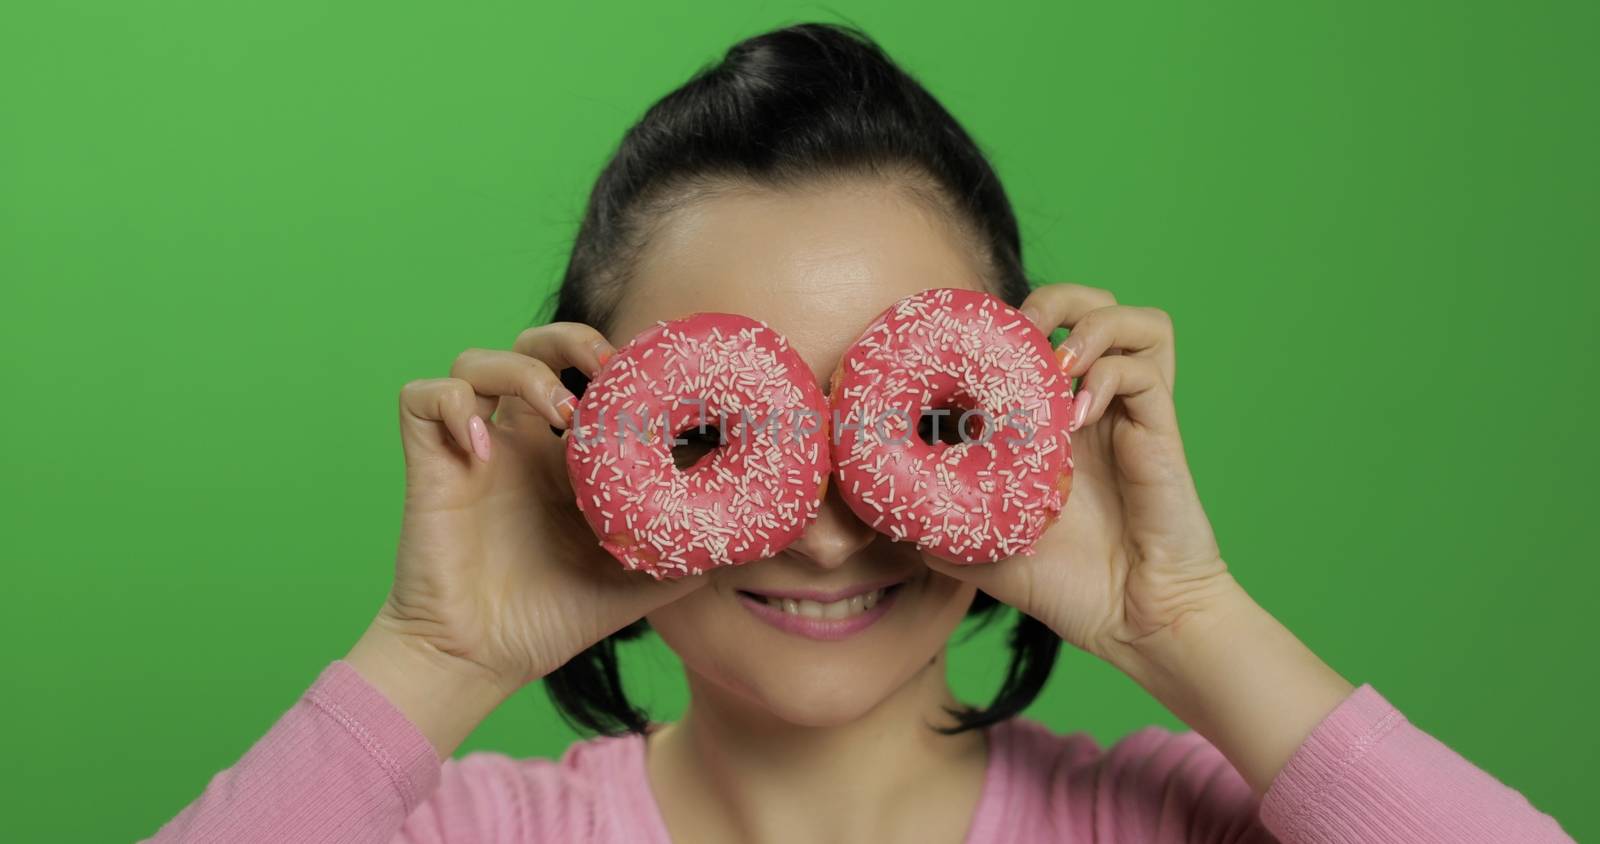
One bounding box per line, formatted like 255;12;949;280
609;177;991;728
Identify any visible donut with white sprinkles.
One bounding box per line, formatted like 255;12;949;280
566;313;831;579
828;288;1076;564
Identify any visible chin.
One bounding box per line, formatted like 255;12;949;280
728;652;921;727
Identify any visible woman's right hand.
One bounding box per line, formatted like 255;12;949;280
346;322;706;756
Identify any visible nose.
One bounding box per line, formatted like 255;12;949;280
785;484;878;569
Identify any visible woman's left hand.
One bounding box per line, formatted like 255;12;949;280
927;282;1236;664
927;282;1354;794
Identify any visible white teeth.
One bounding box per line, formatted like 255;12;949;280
762;588;887;619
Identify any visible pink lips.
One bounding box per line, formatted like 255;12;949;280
736;579;903;641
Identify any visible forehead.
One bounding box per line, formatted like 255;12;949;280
607;179;990;387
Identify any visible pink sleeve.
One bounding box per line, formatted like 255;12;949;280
1256;684;1573;843
1068;725;1278;843
1074;684;1571;843
142;660;590;844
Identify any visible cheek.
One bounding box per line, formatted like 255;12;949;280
911;576;979;655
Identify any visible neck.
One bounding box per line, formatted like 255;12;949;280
646;649;990;844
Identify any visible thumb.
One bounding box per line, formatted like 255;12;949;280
604;567;713;623
922;552;1032;611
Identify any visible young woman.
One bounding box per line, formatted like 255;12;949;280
148;23;1572;844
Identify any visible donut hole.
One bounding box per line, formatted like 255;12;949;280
916;402;987;447
671;425;722;471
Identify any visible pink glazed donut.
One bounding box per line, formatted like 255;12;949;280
566;313;830;579
828;288;1076;564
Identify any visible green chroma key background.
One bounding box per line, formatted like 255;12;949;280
2;1;1596;840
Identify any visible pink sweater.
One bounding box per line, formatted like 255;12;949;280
145;660;1572;843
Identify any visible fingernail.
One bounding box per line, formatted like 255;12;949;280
469;415;492;461
1021;306;1044;329
592;339;615;367
1069;389;1092;432
1057;341;1080;375
553;387;577;425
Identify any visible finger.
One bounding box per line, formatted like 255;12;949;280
1018;282;1117;337
451;348;575;430
1071;355;1177;436
504;323;613;431
399;377;499;461
1017;283;1126;393
1056;305;1175;388
1072;355;1209;531
512;322;616;377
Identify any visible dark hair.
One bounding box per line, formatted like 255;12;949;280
538;22;1060;737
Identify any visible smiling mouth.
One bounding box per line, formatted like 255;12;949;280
734;581;904;641
738;585;898;620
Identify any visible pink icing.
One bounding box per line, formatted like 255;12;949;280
565;313;831;579
829;288;1075;564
